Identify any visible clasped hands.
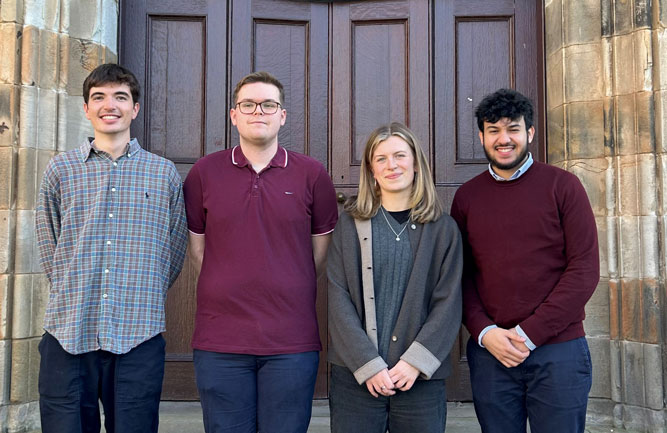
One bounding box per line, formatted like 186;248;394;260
481;327;531;368
365;360;420;398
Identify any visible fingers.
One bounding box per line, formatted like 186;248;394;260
365;369;396;398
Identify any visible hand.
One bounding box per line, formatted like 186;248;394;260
365;369;396;398
388;360;420;391
481;327;530;368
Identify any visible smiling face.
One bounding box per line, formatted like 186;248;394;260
480;116;535;179
83;83;139;140
230;82;286;148
371;135;416;199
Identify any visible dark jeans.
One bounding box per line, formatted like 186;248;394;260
193;350;319;433
38;332;165;433
467;336;592;433
329;364;447;433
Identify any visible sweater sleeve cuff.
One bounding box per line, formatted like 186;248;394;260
353;357;388;385
400;341;441;380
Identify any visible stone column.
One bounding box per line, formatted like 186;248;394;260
546;0;666;431
0;0;118;431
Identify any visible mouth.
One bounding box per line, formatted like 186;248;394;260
385;173;402;180
100;114;120;120
495;145;515;155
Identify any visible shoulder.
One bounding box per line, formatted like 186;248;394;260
189;149;233;177
285;150;327;173
424;213;461;237
138;149;182;181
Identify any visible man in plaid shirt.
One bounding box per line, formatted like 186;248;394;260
35;64;188;433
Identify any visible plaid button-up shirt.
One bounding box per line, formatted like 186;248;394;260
36;138;188;355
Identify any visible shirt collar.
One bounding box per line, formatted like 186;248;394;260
231;145;288;169
488;152;533;181
79;137;141;162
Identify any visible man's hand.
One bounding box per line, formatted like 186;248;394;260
481;327;530;368
509;327;531;353
365;369;396;398
388;360;420;391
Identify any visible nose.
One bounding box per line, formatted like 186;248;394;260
388;157;398;168
252;104;264;115
498;129;511;144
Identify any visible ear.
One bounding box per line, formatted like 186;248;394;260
131;102;140;119
230;108;238;126
279;108;286;126
478;130;484;146
83;102;91;120
527;126;535;144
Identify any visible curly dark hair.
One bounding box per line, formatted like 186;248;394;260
83;63;140;104
475;88;534;131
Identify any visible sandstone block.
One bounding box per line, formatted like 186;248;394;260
612;34;636;96
596;216;609;278
0;210;14;274
61;35;103;96
13;210;37;273
604;214;617;277
6;400;40;433
584;279;610;337
634;0;651;28
609;339;622;402
18;84;37;149
546;50;564;110
608;279;620;339
0;340;10;405
563;0;600;45
0;22;21;84
603;96;614;156
544;0;562;55
617;154;639;216
614;93;636;155
0;0;24;24
565;100;605;159
612;0;633;35
640;280;660;344
20;25;39;86
32;273;49;333
657;29;667;91
635;91;655;154
0;146;15;209
62;0;99;41
588;336;611;399
586;398;615;426
643;343;664;410
0;274;9;340
637;154;657;214
38;29;59;89
564;43;603;102
621;340;645;407
9;338;35;402
16;147;36;210
0;83;19;148
620;278;641;341
12;274;33;339
547;105;565;163
601;0;612;37
640;216;658;279
620;404;667;432
57;93;93;151
568;157;607;216
101;0;119;53
23;0;59;31
36;88;58;150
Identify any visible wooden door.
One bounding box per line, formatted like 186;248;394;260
120;0;228;400
433;0;544;400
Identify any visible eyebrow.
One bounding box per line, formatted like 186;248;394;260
90;91;131;98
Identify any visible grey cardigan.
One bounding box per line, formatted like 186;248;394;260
327;210;463;384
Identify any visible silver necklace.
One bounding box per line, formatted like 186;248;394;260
380;207;409;241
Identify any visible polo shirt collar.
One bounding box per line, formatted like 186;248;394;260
79;137;141;162
231;145;288;169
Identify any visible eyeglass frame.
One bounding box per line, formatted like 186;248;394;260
235;99;283;115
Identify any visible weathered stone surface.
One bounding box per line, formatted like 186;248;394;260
546;50;564;110
635;91;655;154
547;105;565;163
0;339;10;405
588;336;611;399
609;339;622;401
0;210;14;274
544;0;563;56
564;43;604;102
584;279;610;338
612;34;637;96
0;146;15;209
596;216;610;278
18;84;37;149
13;210;37;273
615;94;637;155
612;0;633;35
634;0;651;29
19;25;39;87
101;0;119;53
0;0;24;25
621;341;645;407
563;0;600;45
639;217;659;279
57;93;93;151
38;29;59;89
0;83;19;148
6;400;40;432
617;155;639;216
620;279;641;341
0;22;21;84
632;31;653;93
36;88;58;150
620;404;667;432
62;0;100;41
61;35;103;96
0;274;10;340
565;100;605;159
586;397;615;426
9;337;39;402
643;343;663;410
32;273;48;334
12;274;32;339
637;154;657;214
24;0;59;32
16;147;36;210
640;279;660;344
569;157;607;216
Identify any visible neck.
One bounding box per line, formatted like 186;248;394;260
380;192;411;212
93;132;131;160
493;154;529;180
240;139;278;172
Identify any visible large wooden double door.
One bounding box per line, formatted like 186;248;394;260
120;0;544;401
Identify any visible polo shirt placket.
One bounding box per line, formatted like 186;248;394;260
100;150;120;349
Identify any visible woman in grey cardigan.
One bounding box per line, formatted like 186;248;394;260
327;122;463;433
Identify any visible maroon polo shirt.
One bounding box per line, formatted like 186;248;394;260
183;145;338;355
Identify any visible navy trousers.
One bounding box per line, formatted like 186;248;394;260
329;364;447;433
467;336;592;433
193;350;319;433
38;332;165;433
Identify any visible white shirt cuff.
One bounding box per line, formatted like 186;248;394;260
478;325;498;347
515;325;536;350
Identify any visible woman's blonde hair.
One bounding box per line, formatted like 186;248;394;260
344;122;443;223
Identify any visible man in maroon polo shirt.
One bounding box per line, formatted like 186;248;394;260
183;71;338;433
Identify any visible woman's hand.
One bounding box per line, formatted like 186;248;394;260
388;360;420;391
365;369;396;397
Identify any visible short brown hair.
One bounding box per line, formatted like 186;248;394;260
83;63;140;104
232;71;285;105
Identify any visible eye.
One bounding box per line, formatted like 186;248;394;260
261;101;278;110
240;102;255;110
375;156;386;163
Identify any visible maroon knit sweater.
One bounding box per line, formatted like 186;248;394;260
450;162;600;347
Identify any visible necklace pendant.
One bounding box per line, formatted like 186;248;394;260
396;237;400;241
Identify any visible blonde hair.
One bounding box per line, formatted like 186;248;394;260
345;122;443;223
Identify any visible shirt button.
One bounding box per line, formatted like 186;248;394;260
391;336;398;342
106;241;111;246
113;162;118;167
109;213;113;218
102;293;108;299
104;269;110;274
111;187;116;192
411;224;416;230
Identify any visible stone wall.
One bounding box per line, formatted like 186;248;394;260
545;0;666;431
0;0;117;431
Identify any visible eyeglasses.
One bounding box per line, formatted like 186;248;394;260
235;100;282;115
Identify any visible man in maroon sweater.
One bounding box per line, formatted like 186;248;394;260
450;88;600;433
